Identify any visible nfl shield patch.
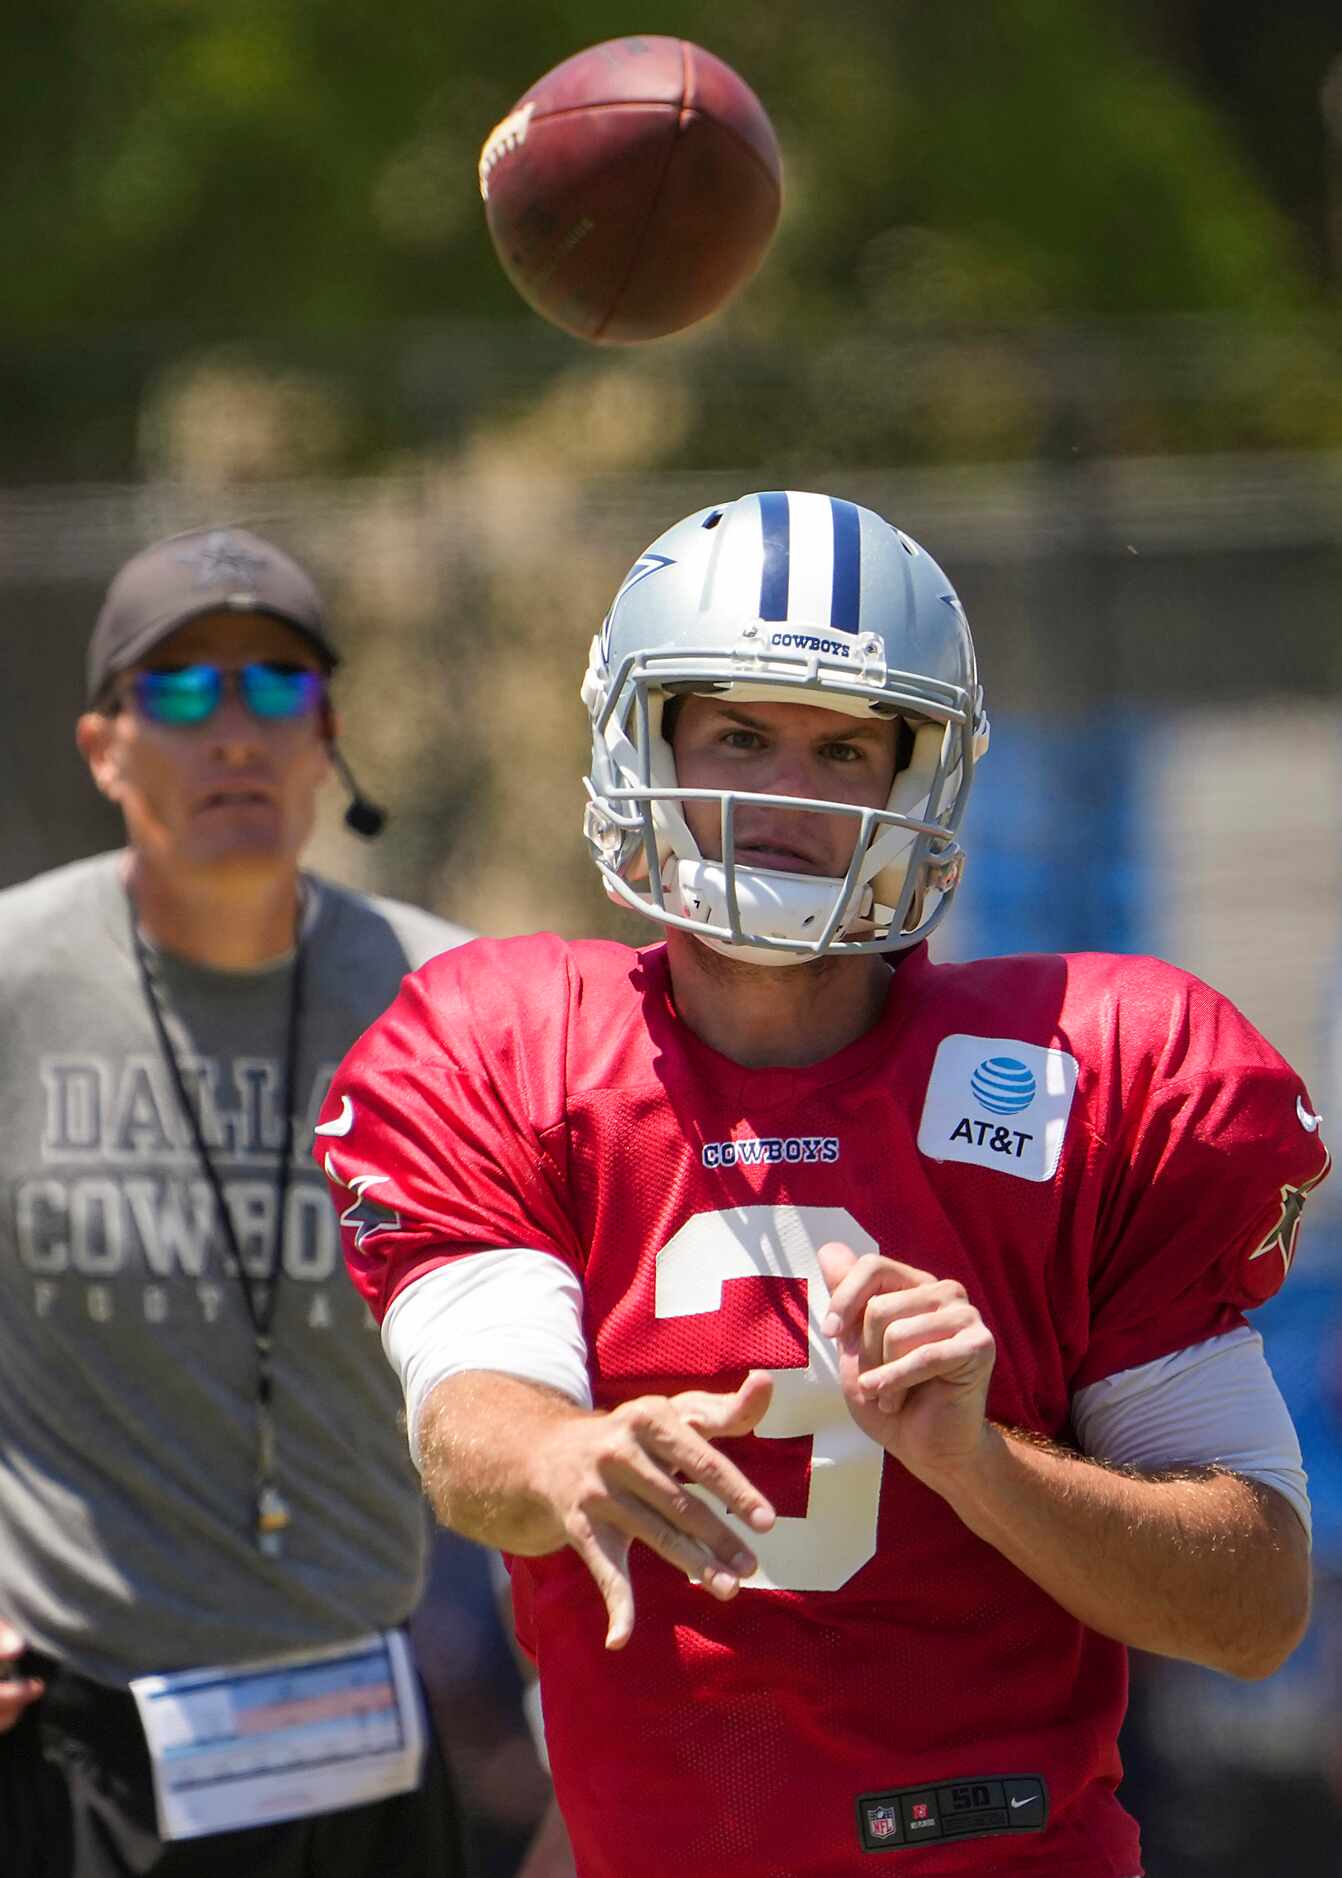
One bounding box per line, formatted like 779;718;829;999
866;1803;900;1842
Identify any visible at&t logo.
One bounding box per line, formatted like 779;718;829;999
969;1056;1036;1114
917;1035;1079;1183
952;1056;1037;1159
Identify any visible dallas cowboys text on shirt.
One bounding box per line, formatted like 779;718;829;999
13;1052;363;1329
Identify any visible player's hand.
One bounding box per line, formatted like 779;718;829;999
0;1622;42;1734
529;1372;776;1651
817;1242;996;1487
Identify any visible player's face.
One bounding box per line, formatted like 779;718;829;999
77;611;332;882
671;696;900;876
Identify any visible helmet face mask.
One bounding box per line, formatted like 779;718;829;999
582;491;989;964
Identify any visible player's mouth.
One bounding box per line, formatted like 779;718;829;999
196;787;277;814
734;837;831;876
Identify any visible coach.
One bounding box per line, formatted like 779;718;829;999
0;527;469;1877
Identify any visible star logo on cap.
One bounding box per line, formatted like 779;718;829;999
175;530;268;592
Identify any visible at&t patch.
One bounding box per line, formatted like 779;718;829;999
917;1035;1079;1182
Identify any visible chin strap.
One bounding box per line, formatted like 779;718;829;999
672;857;872;964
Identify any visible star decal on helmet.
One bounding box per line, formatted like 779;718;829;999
614;552;674;605
175;530;269;592
600;553;675;660
1248;1150;1331;1280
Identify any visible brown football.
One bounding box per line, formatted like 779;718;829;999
478;35;782;344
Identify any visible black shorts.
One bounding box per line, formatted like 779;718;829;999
1;1651;465;1878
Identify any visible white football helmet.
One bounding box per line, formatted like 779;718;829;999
582;490;989;964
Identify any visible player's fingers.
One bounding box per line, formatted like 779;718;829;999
673;1370;773;1440
859;1278;968;1329
566;1516;637;1650
583;1401;769;1562
608;1441;764;1570
630;1504;754;1599
815;1238;861;1308
857;1297;978;1373
629;1401;775;1536
858;1322;996;1407
578;1490;753;1625
818;1245;933;1338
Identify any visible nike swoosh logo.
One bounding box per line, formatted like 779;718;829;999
314;1095;355;1138
1297;1096;1323;1133
1010;1797;1036;1809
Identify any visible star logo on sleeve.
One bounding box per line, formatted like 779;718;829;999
340;1176;402;1249
1249;1150;1331;1280
322;1151;402;1249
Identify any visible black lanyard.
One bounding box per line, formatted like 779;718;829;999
130;903;305;1557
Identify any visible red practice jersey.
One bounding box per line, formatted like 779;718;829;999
318;936;1328;1878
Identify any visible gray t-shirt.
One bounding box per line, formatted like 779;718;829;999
0;851;470;1685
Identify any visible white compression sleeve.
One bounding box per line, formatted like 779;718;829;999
381;1249;592;1466
1071;1325;1310;1540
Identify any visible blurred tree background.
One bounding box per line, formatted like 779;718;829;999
4;0;1342;477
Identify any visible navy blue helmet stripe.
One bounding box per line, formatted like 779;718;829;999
757;491;790;621
829;497;862;632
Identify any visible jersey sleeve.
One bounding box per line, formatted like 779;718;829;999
1076;981;1330;1389
313;939;584;1322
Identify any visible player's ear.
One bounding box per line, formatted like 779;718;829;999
76;709;124;802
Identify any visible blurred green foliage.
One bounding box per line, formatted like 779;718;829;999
2;0;1339;475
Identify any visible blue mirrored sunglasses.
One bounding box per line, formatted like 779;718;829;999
131;662;325;727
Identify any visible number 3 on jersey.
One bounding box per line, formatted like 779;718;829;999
655;1205;883;1592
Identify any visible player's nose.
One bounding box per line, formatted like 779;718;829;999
759;742;826;799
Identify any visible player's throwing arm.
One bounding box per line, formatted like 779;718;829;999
421;1370;777;1649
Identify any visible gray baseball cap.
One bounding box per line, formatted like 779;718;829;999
86;526;340;704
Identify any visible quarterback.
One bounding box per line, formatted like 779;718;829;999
319;492;1325;1876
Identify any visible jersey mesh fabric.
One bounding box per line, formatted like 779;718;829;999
319;933;1327;1878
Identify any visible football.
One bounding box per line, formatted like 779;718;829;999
478;35;782;344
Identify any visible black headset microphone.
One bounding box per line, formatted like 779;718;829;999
329;746;387;839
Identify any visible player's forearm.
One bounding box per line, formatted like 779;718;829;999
418;1370;589;1556
926;1424;1310;1679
